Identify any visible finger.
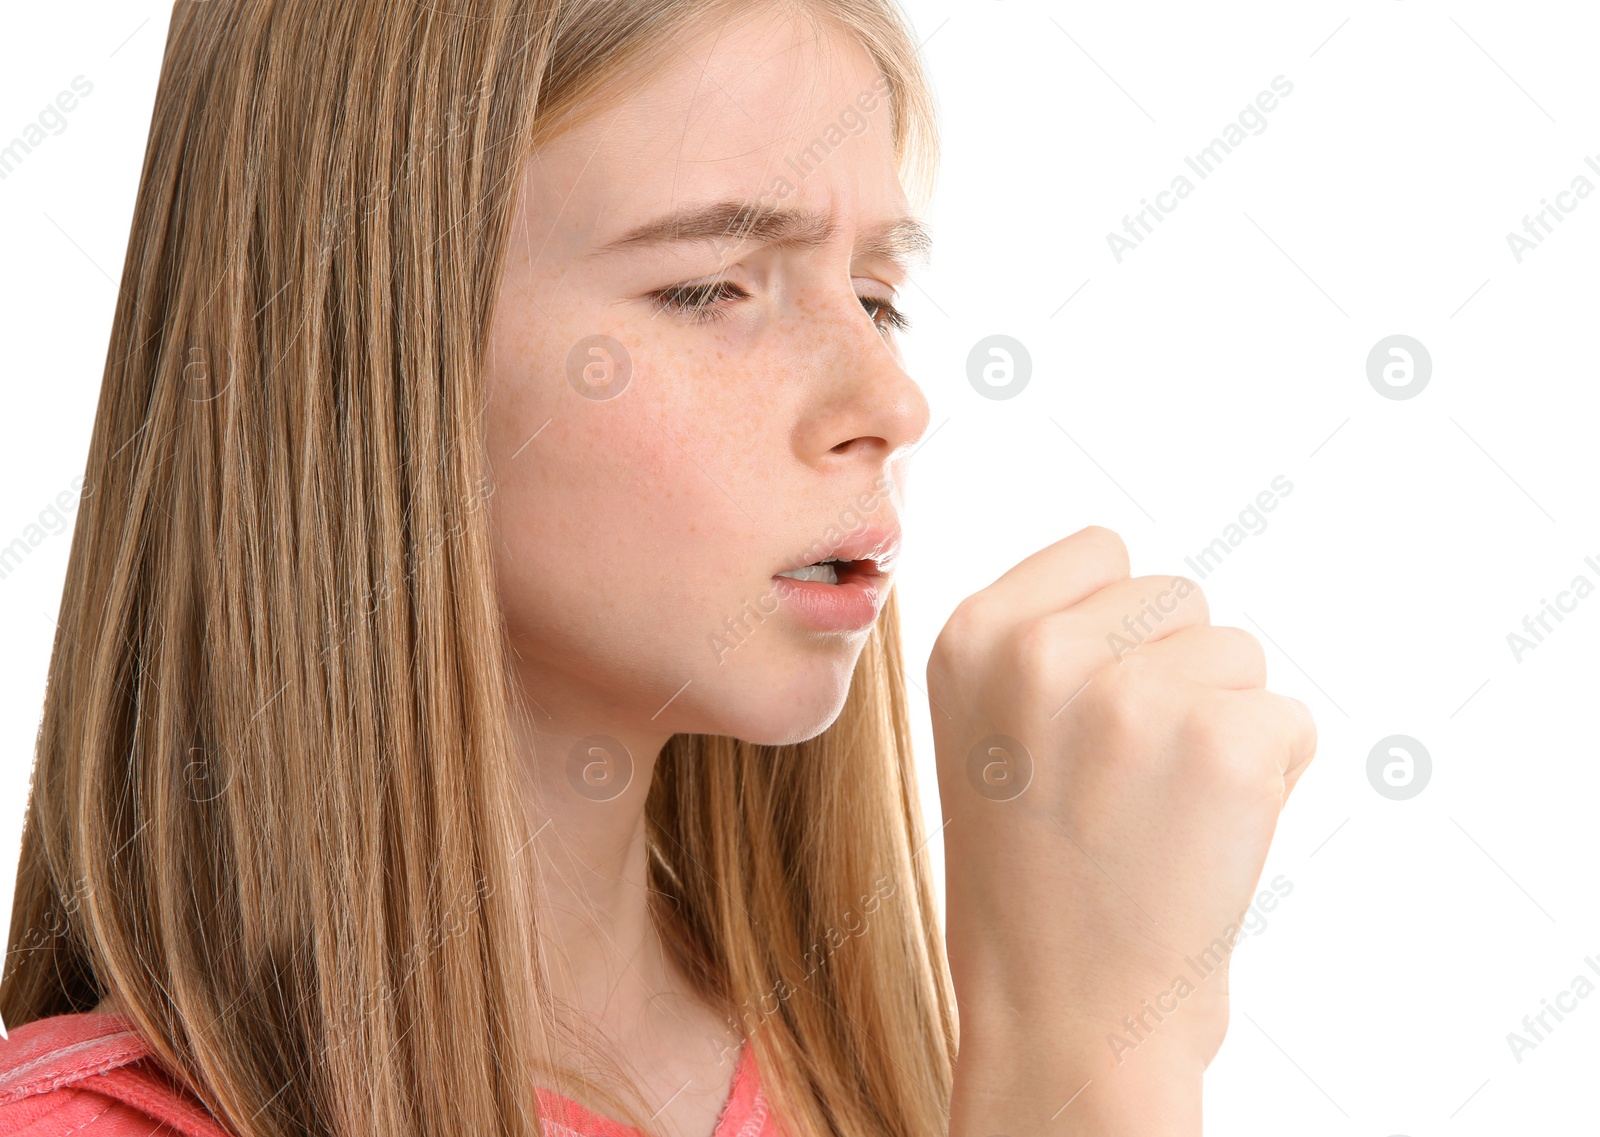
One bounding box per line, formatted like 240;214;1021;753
1240;689;1317;795
1062;572;1211;656
979;525;1131;626
1128;625;1266;690
1279;695;1318;799
1207;688;1318;793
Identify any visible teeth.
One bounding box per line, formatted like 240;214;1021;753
776;560;841;584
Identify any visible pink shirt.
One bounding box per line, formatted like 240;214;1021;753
0;1011;783;1136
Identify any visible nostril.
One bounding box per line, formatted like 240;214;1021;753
831;437;866;455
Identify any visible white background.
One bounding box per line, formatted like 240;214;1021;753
3;2;1597;1133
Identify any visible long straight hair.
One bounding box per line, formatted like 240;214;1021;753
0;2;951;1135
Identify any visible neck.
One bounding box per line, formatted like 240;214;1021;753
509;686;728;1053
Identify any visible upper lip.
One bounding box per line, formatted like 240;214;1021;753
776;524;902;577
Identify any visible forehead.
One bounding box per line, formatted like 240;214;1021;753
522;8;907;248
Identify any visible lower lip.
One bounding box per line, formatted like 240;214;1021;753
770;566;885;632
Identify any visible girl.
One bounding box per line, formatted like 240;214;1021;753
0;2;1315;1135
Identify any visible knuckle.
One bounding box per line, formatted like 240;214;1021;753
1216;625;1267;679
930;593;1006;688
1281;693;1319;758
1178;703;1231;758
1004;615;1058;672
1077;525;1131;579
1164;575;1208;621
999;615;1073;702
949;591;999;639
1129;575;1205;631
932;595;987;659
1083;655;1159;739
1182;702;1277;799
1104;643;1159;686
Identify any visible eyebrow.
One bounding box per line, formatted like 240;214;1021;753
589;200;933;274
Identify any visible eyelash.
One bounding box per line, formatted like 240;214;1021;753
650;280;912;334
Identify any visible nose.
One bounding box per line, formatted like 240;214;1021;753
794;292;932;468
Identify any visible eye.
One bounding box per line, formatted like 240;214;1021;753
649;281;912;335
859;294;912;335
650;280;747;324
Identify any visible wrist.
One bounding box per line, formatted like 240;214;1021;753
949;1019;1205;1136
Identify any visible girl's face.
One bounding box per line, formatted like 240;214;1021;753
484;9;930;753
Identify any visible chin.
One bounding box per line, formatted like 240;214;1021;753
694;652;862;747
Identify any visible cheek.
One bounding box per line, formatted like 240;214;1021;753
493;412;682;577
482;300;803;655
486;388;756;643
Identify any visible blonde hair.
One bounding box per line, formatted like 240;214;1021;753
0;2;950;1135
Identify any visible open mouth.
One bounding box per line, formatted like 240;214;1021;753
773;557;875;586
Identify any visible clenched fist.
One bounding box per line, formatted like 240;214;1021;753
934;527;1317;1135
